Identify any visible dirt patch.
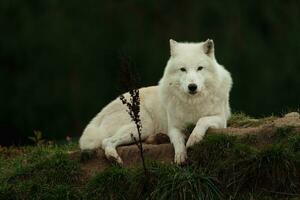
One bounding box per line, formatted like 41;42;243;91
70;143;174;177
73;112;300;176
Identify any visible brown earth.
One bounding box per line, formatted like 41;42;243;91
70;112;300;177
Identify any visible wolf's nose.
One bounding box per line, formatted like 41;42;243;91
188;84;197;92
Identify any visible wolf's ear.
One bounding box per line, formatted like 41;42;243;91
203;39;214;57
170;39;178;57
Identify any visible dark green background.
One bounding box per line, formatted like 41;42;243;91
1;1;299;145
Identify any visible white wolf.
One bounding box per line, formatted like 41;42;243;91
79;39;232;164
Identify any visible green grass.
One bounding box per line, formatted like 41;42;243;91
0;143;82;200
228;112;277;128
149;164;223;200
85;166;131;200
1;124;300;199
288;134;300;154
188;132;300;199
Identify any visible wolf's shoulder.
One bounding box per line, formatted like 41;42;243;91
139;86;159;99
217;64;233;90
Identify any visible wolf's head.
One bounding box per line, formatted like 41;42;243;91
160;39;219;98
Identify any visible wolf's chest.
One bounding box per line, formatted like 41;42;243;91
177;106;206;124
175;96;221;124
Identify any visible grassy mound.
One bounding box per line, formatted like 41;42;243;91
1;114;300;199
0;145;82;200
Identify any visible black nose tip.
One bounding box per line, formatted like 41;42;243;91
188;84;197;92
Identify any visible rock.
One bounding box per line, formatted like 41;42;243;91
284;112;300;118
275;112;300;128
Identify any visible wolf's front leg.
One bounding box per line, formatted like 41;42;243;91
186;115;226;148
168;126;187;164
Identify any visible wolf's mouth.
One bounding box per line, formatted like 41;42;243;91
188;91;197;95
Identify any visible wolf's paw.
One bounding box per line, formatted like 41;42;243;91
174;150;187;165
104;147;123;164
186;134;203;149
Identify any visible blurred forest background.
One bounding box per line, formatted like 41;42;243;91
1;1;299;146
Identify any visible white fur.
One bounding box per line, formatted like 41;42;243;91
79;39;232;164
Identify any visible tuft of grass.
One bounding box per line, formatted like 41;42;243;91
288;134;300;154
228;113;262;127
150;164;223;200
228;113;277;128
273;126;296;143
128;165;159;200
189;131;300;198
85;166;131;200
83;162;225;200
189;133;238;172
230;145;299;195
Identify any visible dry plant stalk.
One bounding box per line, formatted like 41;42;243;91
119;56;147;175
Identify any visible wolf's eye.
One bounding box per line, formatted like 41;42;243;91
180;67;186;72
197;66;204;71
